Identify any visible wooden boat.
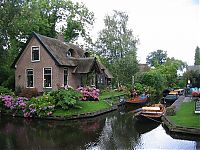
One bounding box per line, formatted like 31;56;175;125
126;94;149;104
125;95;150;110
134;103;166;122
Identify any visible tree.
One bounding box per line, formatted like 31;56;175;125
0;0;94;88
194;46;200;65
146;50;167;67
95;10;138;63
155;57;186;88
95;10;139;86
112;50;138;86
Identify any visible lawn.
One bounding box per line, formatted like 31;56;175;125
169;101;200;128
53;90;127;117
99;90;127;100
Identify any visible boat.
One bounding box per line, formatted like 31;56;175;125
163;91;179;105
134;103;166;122
125;94;150;110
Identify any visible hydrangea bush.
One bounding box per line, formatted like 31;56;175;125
0;86;100;118
77;86;100;101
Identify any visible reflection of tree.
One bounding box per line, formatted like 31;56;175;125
88;111;141;150
0;116;106;150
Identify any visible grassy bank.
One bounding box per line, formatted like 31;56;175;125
53;100;111;117
169;101;200;128
53;91;126;117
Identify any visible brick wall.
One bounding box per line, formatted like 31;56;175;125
15;37;61;92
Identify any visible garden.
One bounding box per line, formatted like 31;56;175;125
0;86;127;118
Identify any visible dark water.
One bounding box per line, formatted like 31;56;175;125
0;109;199;150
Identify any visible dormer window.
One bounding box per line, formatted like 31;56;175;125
84;52;90;58
66;51;72;57
31;46;40;62
66;48;75;57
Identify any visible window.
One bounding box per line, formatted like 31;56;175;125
26;69;34;87
66;51;72;57
31;46;40;61
43;68;52;88
64;68;68;86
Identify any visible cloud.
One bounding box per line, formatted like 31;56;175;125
75;0;199;65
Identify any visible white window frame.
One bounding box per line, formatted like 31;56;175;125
26;68;34;88
43;67;52;88
31;46;40;62
64;67;68;86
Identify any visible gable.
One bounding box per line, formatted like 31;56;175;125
12;32;87;68
73;58;102;74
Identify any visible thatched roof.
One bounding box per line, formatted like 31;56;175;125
99;63;113;78
73;58;101;74
35;32;84;66
12;32;113;79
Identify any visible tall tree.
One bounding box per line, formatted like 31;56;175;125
96;10;138;63
95;10;139;86
194;46;200;65
0;0;94;88
146;50;167;67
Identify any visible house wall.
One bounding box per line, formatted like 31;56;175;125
15;37;60;93
68;68;81;88
57;67;81;89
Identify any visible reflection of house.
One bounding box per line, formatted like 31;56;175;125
12;32;113;92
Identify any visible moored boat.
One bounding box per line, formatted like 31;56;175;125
134;103;166;122
125;94;150;110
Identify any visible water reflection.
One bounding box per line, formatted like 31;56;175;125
0;110;199;150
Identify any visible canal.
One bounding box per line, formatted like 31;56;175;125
0;109;199;150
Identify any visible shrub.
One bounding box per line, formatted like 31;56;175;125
27;93;55;117
0;86;13;95
166;106;176;116
0;95;30;116
77;86;100;101
19;88;38;98
50;87;81;110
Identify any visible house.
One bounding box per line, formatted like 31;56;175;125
12;32;113;93
187;65;200;72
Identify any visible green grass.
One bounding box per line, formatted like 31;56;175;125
169;101;200;128
99;90;127;100
53;100;111;117
53;90;126;117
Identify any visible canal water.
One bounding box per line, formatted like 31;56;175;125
0;109;199;150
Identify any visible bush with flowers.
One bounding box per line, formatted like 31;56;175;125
77;86;100;101
0;86;99;118
27;93;55;117
0;95;30;116
50;87;81;110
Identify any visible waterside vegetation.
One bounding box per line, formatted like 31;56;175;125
0;86;126;118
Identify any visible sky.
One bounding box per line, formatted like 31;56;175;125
74;0;200;65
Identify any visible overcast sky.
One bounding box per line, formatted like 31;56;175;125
74;0;199;65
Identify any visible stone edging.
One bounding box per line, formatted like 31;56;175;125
161;95;200;135
162;115;200;135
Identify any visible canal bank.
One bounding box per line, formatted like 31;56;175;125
162;96;200;136
1;95;126;121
